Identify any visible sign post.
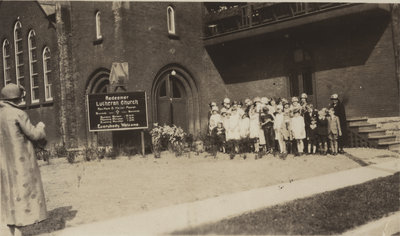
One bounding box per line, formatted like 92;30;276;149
87;91;148;156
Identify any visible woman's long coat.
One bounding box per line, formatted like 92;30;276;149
331;100;348;145
0;101;47;226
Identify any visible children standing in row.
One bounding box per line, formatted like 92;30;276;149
209;93;342;158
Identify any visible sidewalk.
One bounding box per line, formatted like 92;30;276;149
55;159;399;236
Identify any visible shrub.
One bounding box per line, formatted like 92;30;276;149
84;146;98;161
105;147;118;159
54;143;68;157
67;151;76;164
150;124;188;157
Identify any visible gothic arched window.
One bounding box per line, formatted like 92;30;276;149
28;30;39;103
43;47;53;101
96;11;102;39
2;39;12;86
167;6;176;35
14;21;24;88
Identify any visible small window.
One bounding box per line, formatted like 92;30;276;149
95;11;102;39
28;30;39;103
43;47;53;101
2;39;12;86
167;6;176;35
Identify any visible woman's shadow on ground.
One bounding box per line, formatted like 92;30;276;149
20;206;77;236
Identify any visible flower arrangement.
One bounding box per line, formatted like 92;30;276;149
150;123;187;157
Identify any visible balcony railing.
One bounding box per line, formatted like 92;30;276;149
204;2;354;38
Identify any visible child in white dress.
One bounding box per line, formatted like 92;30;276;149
291;108;306;155
209;106;221;134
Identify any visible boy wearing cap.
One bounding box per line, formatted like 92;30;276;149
327;108;342;155
0;84;47;236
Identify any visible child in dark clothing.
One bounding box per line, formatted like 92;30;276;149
303;104;313;153
308;116;318;154
261;113;275;154
317;110;329;155
211;121;226;157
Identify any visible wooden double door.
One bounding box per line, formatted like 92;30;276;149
156;74;188;131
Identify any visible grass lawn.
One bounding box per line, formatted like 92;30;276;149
173;172;400;235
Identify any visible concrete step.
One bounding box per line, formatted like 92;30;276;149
377;141;400;152
368;117;400;131
368;135;396;144
347;121;371;127
385;130;400;140
358;129;387;137
347;117;368;124
348;123;377;131
368;116;400;123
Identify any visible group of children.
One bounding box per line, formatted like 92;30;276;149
208;93;343;159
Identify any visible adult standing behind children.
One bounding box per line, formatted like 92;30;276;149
0;83;47;236
330;93;347;154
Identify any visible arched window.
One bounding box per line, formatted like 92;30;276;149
14;21;24;90
2;39;12;86
96;11;102;39
43;47;52;101
28;30;39;103
167;6;176;35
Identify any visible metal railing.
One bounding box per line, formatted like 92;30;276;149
204;2;353;38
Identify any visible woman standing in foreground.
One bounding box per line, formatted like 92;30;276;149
0;83;47;236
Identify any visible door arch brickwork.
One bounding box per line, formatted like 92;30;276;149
85;68;112;147
152;65;200;135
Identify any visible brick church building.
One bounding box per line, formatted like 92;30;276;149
0;1;399;150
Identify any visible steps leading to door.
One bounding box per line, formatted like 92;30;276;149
347;116;400;152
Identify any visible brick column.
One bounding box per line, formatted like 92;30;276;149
55;2;78;148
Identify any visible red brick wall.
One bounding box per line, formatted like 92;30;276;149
206;10;399;118
312;13;398;117
20;2;395;148
0;1;61;147
66;2;230;146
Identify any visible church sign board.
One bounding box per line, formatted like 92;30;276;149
87;91;148;132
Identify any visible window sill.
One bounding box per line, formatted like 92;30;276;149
42;101;54;107
93;37;103;45
28;103;41;109
168;33;179;40
23;101;54;109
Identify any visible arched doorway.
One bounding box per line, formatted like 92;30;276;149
157;75;188;131
152;66;200;135
85;69;113;147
